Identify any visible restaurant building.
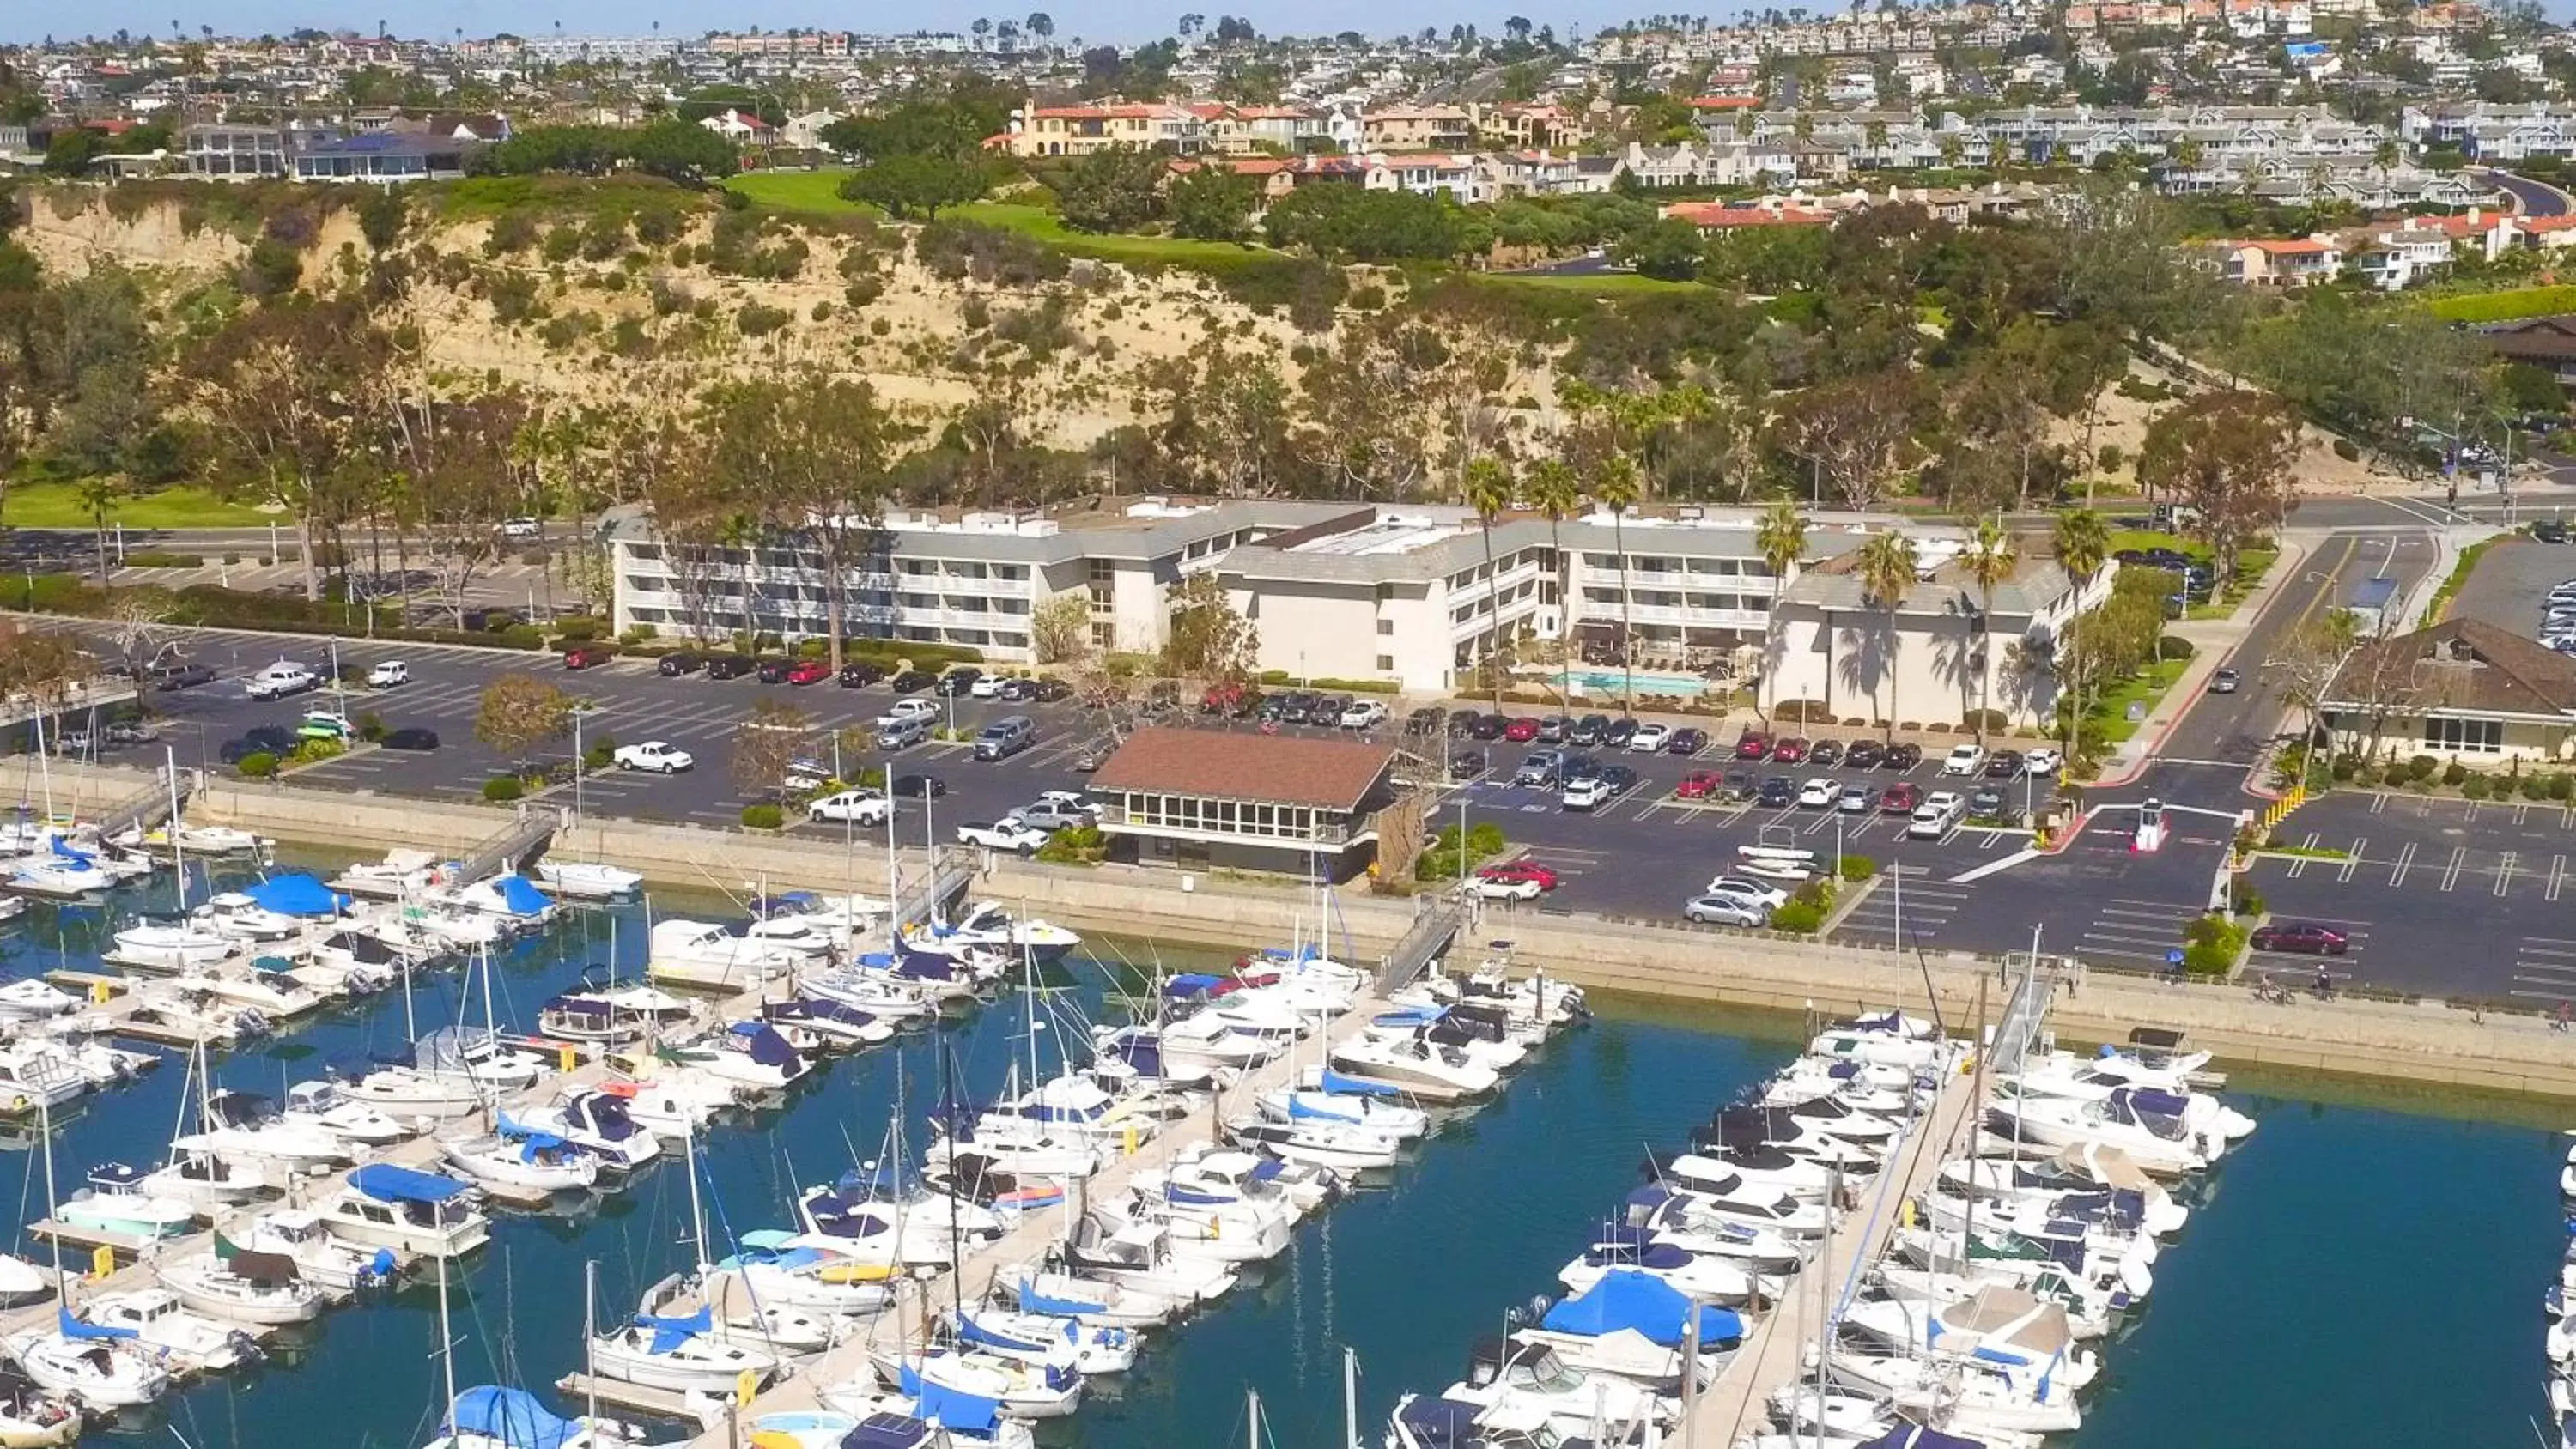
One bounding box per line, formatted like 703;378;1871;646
1086;730;1399;880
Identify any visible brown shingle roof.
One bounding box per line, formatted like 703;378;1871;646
2326;617;2576;718
1091;730;1394;811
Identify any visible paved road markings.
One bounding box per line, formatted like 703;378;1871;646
2370;791;2391;815
2286;831;2323;879
2500;851;2522;898
2337;839;2366;883
2440;846;2468;892
2555;856;2568;904
2517;803;2535;827
2463;800;2483;826
2388;841;2418;888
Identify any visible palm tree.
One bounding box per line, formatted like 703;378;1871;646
1527;457;1580;706
1595;456;1642;716
1753;499;1807;724
2050;506;2110;760
1462;455;1515;712
1960;515;2018;746
1856;532;1917;743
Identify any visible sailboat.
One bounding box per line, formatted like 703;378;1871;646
2;1307;171;1409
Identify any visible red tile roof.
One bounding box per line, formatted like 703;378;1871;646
1664;203;1833;228
1091;730;1394;812
1686;95;1762;110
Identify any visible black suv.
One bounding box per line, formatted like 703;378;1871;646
1758;776;1796;807
1406;706;1444;736
1447;707;1482;738
1884;743;1923;771
936;668;983;697
1603;717;1639;749
838;660;887;688
656;652;703;677
756;658;795;684
1569;714;1609;746
220;726;298;764
890;670;936;694
704;654;756;680
1844;738;1884;769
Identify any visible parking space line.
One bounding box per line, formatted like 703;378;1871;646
2517;803;2535;827
2440;846;2467;892
2370;791;2391;815
2499;850;2521;898
2337;838;2365;883
2389;841;2417;888
2555;856;2568;903
2287;830;2321;878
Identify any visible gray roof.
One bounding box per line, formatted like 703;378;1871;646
1781;556;2080;619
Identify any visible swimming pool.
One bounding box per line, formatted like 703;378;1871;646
1560;669;1710;697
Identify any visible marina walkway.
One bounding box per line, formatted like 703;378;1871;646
1675;1059;1978;1447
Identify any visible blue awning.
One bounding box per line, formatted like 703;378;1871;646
246;873;349;917
448;1385;583;1449
350;1162;471;1204
1540;1268;1743;1347
908;1370;1001;1435
495;875;554;915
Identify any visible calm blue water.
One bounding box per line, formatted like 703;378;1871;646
0;853;2556;1448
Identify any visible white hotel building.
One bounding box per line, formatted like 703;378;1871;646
604;498;1884;699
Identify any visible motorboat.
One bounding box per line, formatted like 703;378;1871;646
1694;1106;1887;1172
589;1306;780;1394
1807;1024;1959;1073
906;901;1082;966
341;1028;547;1117
0;981;81;1026
658;1022;810;1093
1141;1010;1277;1074
149;824;268;857
702;1237;899;1316
1138;1144;1340;1219
1384;1394;1575;1449
506;1093;664;1173
1441;1337;1671;1438
5;1312;173;1408
808;1390;1037;1449
538;982;698;1045
762;997;897;1051
1224;1113;1405;1173
1841;1286;2099;1392
1995;1060;2256;1142
94;1153;270;1211
108;920;237;971
1827;1344;2084;1436
439;874;560;929
7;842;112;900
1876;1260;2129;1342
313;1163;490;1259
533;858;643;900
39;1036;154;1091
56;1174;196;1240
975;1071;1162;1147
1260;1072;1432;1140
1058;1213;1237;1303
122;987;271;1048
171;962;326;1019
233;1208;397;1294
440;1129;603;1194
647;919;813;991
1511;1269;1743;1393
1626;1178;1832;1239
994;1269;1180;1331
592;1065;744;1137
0;1256;47;1309
283;1079;419;1149
1119;1183;1294;1264
868;1348;1084;1421
71;1289;258;1373
328;848;439;900
1091;1028;1218;1091
1327;1034;1499;1103
0;1368;77;1446
1623;1190;1807;1273
0;1041;90;1113
951;1306;1137;1375
1557;1229;1756;1304
190;892;303;943
425;1385;641;1449
1891;1224;2156;1306
1982;1088;2222;1176
1650;1144;1847;1204
173;1089;351;1167
805;1160;1007;1245
302;930;406;993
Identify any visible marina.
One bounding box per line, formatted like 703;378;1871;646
0;817;2533;1446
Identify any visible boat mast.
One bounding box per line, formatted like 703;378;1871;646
684;1122;708;1274
583;1258;598;1426
1247;1386;1261;1449
937;1040;965;1325
1342;1345;1359;1449
162;744;185;910
435;1231;458;1438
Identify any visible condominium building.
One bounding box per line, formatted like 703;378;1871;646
1005;102;1206;157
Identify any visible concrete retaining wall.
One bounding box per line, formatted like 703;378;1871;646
23;761;2576;1101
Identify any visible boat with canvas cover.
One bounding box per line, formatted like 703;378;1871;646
1440;1337;1670;1438
423;1385;643;1449
588;1305;780;1394
1510;1268;1741;1392
441;1126;601;1194
702;1235;899;1315
1840;1286;2099;1391
993;1269;1179;1330
1555;1227;1755;1304
761;997;896;1052
1258;1070;1432;1139
315;1163;489;1258
282;1079;417;1149
506;1093;663;1173
868;1349;1084;1422
3;1308;172;1408
232;1208;396;1294
75;1289;260;1373
949;1306;1136;1375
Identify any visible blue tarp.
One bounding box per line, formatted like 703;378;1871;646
59;1307;137;1342
1858;1428;1985;1449
1015;1278;1107;1319
728;1022;799;1069
635;1306;711;1355
1540;1269;1743;1348
1163;973;1225;998
899;1364;1004;1435
246;873;349;917
448;1385;584;1449
349;1162;470;1204
495;875;553;916
1318;1069;1400;1098
47;836;93;865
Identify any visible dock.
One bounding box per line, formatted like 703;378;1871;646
895;846;979;926
1375;897;1471;993
94;767;192;839
453;809;559;885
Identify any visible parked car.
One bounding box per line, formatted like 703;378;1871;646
1475;872;1548;902
935;669;983;697
613;741;695;773
1909;791;1965;839
1808;738;1844;767
1504;717;1541;743
957;820;1048;853
806;789;890;825
1844;739;1884;770
890;670;936;694
1941;744;1987;777
1881;781;1923;815
880;699;939;726
1515;751;1565;788
1885;743;1923;772
564;645;613;670
1340;700;1388;730
1772;737;1810;765
1667;728;1709;757
1796;778;1838;809
1476;859;1562;893
297;711;355;741
246;663;319;700
1570;715;1609;747
1722;767;1758;801
2026;748;2063;776
756;658;795;684
1029;680;1073;703
1603;718;1639;749
994;678;1040;703
969;674;1007;700
1968;785;2008;818
657;652;704;677
1469;712;1509;742
1202;683;1260;718
1012;799;1094;832
784;659;830;686
705;654;756;681
151;662;216;691
1536;717;1568;743
1560;774;1613;811
366;661;410;688
890;773;946;797
1406;706;1445;736
838;661;887;688
1627;723;1672;754
380;727;440;751
1735;731;1772;761
1838;783;1880;814
1676;771;1722;800
1758;776;1796;808
498;517;544;541
1683;895;1767;927
1702;876;1790;910
220;727;298;764
1595;764;1637;796
2251;922;2349;955
1447;707;1483;738
1449;749;1488;781
1984;750;2025;779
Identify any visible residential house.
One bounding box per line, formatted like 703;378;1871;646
2349;220;2455;290
697;109;773;143
2481;317;2576;395
1663;200;1836;232
1006;102;1206;157
2320;618;2576;764
184;122;294;179
291;130;480;182
1359;106;1473;153
2208;237;2342;287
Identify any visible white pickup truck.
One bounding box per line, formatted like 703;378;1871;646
246;663;319;700
612;741;695;773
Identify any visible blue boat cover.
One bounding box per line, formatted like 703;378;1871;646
246;873;348;917
350;1162;470;1204
896;1363;1005;1434
2114;1087;2190;1118
634;1306;711;1355
47;836;93;865
252;955;296;974
728;1022;799;1069
1015;1278;1107;1319
957;1310;1066;1355
1163;973;1225;998
841;1413;933;1449
59;1307;137;1342
1540;1269;1744;1348
1857;1428;1984;1449
495;875;553;916
1318;1069;1400;1098
448;1385;584;1449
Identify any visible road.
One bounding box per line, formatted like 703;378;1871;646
2492;168;2573;219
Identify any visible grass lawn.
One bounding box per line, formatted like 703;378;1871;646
3;482;275;530
2427;536;2500;623
2189;547;2277;621
725;170;881;216
1479;270;1697;295
2090;657;2190;747
946;202;1280;265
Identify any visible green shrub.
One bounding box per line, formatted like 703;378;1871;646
1838;854;1879;882
1466;822;1506;857
501;624;545;649
2554;774;2573;803
2462;773;2490;799
235;751;278;779
2182;941;2238;976
1036;823;1109;864
2443;761;2470;786
2354;760;2385;787
2331;437;2361;462
2330;753;2358;782
2408;755;2439;782
122;551;205;568
355;712;386;743
2524;773;2553;801
740;803;785;829
1769;900;1825;934
2231;877;2265;916
289;737;344;765
2155;635;2195;662
483;776;526;803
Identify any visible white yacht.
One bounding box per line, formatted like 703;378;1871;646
532;858;643;900
172;962;327;1018
647;919;813;991
505;1093;664;1173
1327;1034;1500;1102
5;1315;173;1408
538;982;697;1045
313;1163;490;1259
283;1079;419;1148
906;901;1082;965
109;920;238;971
658;1022;811;1093
329;848;440;900
76;1289;259;1373
866;1348;1084;1421
589;1305;780;1394
190;892;302;942
0;1041;90;1113
1983;1088;2223;1176
173;1089;351;1167
234;1207;397;1293
440;1130;602;1194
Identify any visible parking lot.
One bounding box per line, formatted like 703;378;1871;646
2451;533;2576;648
2247;789;2576;1003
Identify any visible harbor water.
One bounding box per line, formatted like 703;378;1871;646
0;853;2559;1447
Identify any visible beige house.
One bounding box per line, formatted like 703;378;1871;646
2319;618;2576;763
1006;102;1205;157
1360;106;1473;152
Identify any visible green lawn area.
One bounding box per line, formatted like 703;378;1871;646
2424;283;2576;324
2189;547;2276;621
2090;657;2190;747
3;482;275;530
945;201;1280;265
1479;270;1697;295
2427;536;2500;623
724;170;881;216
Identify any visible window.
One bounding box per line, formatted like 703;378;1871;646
1377;655;1394;671
1378;619;1394;635
2424;717;2503;754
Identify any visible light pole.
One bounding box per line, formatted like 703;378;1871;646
569;702;597;824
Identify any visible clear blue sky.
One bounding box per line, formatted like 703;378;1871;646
21;3;1629;45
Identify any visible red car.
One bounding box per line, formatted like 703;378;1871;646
1676;770;1722;800
1504;717;1541;743
562;645;612;670
2251;922;2349;955
1734;732;1772;761
1477;859;1562;891
1771;737;1810;764
785;659;831;686
1880;781;1922;814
